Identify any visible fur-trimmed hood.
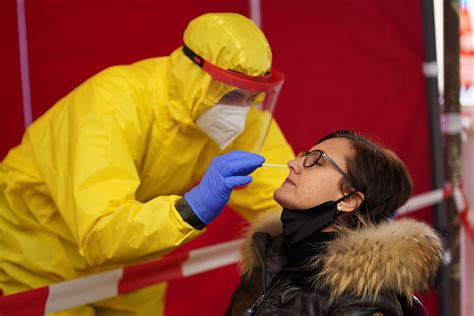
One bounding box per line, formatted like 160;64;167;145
240;211;443;301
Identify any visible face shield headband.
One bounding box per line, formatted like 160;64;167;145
182;44;285;111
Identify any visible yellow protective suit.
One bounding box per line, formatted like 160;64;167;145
0;13;294;315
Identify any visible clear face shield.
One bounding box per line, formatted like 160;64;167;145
183;45;285;152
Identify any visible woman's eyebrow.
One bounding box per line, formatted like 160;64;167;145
314;149;329;157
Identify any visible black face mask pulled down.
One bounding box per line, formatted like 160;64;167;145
281;193;354;246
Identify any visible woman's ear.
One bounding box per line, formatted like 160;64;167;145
337;192;365;213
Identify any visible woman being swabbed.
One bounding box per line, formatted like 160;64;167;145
226;130;443;316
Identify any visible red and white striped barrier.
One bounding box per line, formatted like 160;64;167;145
397;183;470;222
396;183;454;216
0;240;242;315
397;182;474;242
0;184;471;315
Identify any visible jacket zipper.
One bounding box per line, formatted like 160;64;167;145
251;271;286;315
243;237;286;316
243;238;268;316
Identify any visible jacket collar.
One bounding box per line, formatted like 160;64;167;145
240;211;443;301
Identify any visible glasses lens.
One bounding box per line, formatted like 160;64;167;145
303;150;322;167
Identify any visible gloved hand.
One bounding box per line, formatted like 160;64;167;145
184;150;265;224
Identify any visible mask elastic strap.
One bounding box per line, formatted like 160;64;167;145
335;191;357;204
334;191;358;219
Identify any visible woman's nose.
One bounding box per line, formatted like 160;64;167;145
287;158;301;174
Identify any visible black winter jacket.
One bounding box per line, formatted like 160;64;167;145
225;213;442;316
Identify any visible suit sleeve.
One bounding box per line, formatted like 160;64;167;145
28;65;204;266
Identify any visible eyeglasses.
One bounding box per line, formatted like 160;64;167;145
297;149;350;181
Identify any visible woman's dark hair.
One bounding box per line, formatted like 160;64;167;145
317;130;413;226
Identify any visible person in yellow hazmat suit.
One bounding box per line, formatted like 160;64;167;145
0;12;294;315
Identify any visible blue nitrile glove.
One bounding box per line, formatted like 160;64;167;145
184;150;265;225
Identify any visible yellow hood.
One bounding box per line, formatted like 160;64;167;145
167;13;272;124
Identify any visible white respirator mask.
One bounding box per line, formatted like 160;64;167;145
196;103;251;150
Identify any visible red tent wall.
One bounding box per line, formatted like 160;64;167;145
0;0;437;314
1;0;24;156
